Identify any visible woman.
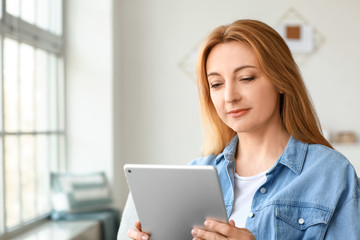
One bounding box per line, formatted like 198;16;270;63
128;19;360;240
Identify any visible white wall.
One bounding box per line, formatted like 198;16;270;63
65;0;115;200
66;0;360;210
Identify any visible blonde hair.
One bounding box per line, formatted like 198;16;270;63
196;19;332;156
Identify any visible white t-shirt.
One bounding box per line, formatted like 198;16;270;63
229;170;267;228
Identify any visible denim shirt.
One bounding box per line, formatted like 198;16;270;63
189;136;360;240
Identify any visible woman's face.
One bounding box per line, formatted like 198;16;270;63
206;41;281;134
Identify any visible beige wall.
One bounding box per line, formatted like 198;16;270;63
66;0;360;210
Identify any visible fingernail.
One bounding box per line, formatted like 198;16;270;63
204;220;210;227
191;229;198;236
142;235;148;240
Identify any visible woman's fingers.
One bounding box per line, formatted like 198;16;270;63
203;219;234;237
127;221;150;240
191;228;224;240
134;221;142;231
229;219;236;227
127;228;149;240
192;219;255;240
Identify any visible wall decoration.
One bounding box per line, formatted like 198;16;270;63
276;24;314;53
179;8;324;80
275;8;325;65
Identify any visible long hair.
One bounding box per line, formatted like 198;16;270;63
197;19;332;156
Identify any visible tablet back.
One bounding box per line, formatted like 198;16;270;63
124;164;228;240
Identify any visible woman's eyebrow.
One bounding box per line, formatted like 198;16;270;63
207;65;256;78
233;65;256;74
207;72;221;78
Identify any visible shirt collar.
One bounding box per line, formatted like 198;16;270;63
215;135;238;164
274;136;308;175
215;135;308;175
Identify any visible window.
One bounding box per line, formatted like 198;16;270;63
0;0;64;235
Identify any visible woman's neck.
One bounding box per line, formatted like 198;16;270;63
235;126;290;177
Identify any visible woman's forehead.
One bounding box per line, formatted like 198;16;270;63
206;42;259;73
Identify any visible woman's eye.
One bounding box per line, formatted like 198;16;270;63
210;83;222;89
241;76;255;82
241;76;255;81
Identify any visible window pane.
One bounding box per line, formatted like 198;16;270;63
5;136;20;228
36;135;50;214
35;50;49;132
36;0;49;30
49;135;58;172
2;0;64;232
20;135;36;221
4;38;19;132
0;137;4;232
49;54;57;131
58;58;65;131
6;0;20;17
21;0;35;24
20;43;35;132
58;135;66;171
0;38;2;132
50;0;62;35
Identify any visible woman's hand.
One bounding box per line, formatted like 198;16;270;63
191;219;255;240
127;221;150;240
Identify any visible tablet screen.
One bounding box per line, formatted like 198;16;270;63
124;164;228;240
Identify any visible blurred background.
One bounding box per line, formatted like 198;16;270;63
1;0;360;239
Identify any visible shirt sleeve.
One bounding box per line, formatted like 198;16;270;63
324;178;360;239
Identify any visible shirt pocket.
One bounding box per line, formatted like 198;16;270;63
275;205;332;240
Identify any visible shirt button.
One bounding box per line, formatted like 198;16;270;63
260;187;267;194
248;212;255;218
298;218;305;225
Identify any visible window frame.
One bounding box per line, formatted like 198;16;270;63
0;0;65;237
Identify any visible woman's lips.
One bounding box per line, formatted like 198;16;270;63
227;108;250;118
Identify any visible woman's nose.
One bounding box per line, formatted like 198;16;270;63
224;82;241;103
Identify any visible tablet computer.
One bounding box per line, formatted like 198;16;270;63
124;164;228;240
